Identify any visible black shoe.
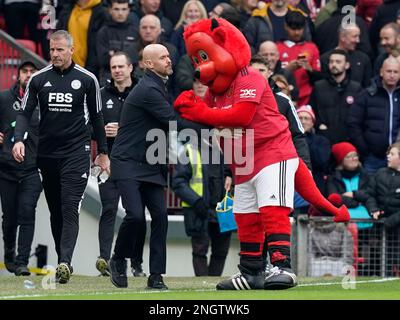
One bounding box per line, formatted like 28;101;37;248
109;257;128;288
15;265;31;276
264;266;297;290
131;264;146;277
96;257;110;276
216;265;264;290
56;263;72;284
4;261;16;273
146;274;168;290
4;248;16;273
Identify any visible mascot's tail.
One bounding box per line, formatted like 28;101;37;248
295;159;350;223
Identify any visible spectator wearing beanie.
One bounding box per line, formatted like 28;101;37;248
297;105;331;195
326;142;372;230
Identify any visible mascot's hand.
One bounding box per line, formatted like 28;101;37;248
174;90;196;112
179;99;210;123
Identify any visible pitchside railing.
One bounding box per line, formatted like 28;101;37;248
294;215;400;278
0;29;47;91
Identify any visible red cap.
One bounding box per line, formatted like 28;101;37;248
331;142;357;165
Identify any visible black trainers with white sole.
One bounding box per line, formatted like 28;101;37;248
264;266;297;290
56;263;72;284
216;265;265;290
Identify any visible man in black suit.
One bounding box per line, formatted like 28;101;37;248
108;43;204;289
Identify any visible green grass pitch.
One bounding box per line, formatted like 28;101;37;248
0;275;399;300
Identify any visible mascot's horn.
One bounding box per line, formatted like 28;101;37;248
211;18;219;31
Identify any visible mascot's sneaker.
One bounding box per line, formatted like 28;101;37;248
264;266;297;290
56;263;72;284
333;205;350;223
216;265;264;290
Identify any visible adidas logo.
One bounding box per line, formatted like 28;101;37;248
269;194;277;200
81;173;88;179
44;81;52;87
230;275;252;290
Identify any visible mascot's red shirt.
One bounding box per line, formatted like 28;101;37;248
204;66;298;184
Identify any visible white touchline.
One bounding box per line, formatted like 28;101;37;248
0;278;398;300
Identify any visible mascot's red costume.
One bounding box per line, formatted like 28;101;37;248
174;18;350;290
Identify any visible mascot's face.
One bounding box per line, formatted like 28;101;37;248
184;18;251;94
186;33;237;94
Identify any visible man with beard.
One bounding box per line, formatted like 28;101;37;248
0;61;43;276
310;49;361;145
373;22;400;75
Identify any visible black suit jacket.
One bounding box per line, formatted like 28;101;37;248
110;70;206;185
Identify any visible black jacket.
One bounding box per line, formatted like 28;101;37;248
347;77;400;158
310;76;361;144
314;10;372;57
110;70;206;185
56;1;108;76
272;88;311;169
305;131;331;195
96;19;139;83
100;80;134;153
0;83;39;181
15;63;108;157
320;49;372;88
366;167;400;217
172;145;229;236
326;168;370;209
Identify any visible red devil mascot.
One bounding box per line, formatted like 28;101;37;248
174;18;350;290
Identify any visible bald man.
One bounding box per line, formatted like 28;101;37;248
258;41;299;102
348;57;400;174
108;44;206;289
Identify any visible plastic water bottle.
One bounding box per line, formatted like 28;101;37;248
99;171;109;183
90;166;101;179
23;280;35;289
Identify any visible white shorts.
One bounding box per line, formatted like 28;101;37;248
233;158;299;213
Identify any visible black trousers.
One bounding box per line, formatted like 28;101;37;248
4;2;40;41
38;155;90;265
98;178;146;265
191;222;232;276
0;172;42;266
114;179;167;275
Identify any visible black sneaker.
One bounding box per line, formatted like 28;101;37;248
4;261;16;273
96;257;110;276
109;257;128;288
15;265;31;276
216;265;264;290
4;248;16;273
56;263;72;284
131;264;146;277
264;266;297;290
146;274;168;290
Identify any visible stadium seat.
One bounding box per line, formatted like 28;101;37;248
0;14;5;30
16;39;37;53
